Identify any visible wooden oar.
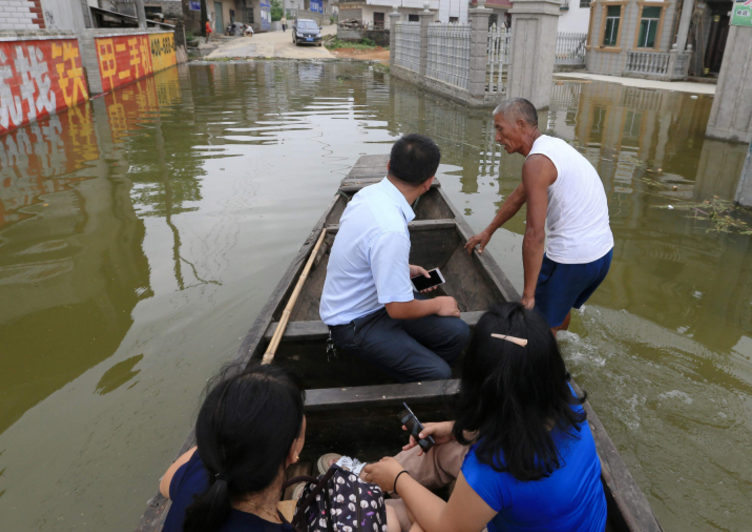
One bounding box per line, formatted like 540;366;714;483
262;228;327;364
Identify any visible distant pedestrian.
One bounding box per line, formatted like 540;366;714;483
281;15;287;32
205;19;212;43
245;24;254;37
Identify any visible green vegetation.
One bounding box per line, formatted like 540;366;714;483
271;0;283;22
186;30;195;41
325;37;386;50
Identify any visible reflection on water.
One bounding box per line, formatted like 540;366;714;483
0;62;751;531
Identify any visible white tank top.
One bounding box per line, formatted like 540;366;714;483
527;135;613;264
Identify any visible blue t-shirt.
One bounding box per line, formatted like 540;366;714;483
163;451;294;532
461;404;606;532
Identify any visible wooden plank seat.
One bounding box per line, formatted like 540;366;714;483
264;311;486;342
305;379;460;411
326;218;456;235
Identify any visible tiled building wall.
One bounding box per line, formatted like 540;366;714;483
0;0;46;30
586;0;678;77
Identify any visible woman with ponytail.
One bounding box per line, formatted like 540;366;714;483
159;364;305;532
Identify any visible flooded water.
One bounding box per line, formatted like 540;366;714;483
1;62;751;531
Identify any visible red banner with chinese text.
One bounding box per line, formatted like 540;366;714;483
95;35;155;94
0;39;89;135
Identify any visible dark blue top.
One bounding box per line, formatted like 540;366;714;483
461;399;607;532
163;451;294;532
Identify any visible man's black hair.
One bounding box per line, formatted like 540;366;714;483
388;134;441;187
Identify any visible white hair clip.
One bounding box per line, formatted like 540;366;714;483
491;333;528;347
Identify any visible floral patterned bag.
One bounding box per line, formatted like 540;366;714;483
284;465;388;532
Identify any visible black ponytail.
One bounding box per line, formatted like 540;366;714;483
183;364;305;532
184;477;232;532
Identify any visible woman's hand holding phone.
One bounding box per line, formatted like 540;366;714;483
402;421;455;456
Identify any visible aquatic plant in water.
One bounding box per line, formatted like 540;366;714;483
640;177;752;235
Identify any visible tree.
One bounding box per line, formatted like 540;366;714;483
271;0;283;21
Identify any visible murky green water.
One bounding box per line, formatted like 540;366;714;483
1;62;751;531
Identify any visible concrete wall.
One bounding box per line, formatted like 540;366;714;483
0;31;88;134
0;0;46;30
42;0;87;31
337;26;389;44
79;29;177;95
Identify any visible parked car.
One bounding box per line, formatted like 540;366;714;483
293;19;323;46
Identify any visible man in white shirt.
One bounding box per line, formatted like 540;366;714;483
320;134;470;382
466;98;614;335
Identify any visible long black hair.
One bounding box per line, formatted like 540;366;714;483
453;302;587;481
183;363;305;532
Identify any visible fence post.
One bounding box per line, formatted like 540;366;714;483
507;0;561;109
389;6;401;68
418;2;435;78
468;0;491;100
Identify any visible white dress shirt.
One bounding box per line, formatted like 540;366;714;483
320;178;415;326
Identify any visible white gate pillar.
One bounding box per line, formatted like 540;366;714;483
389;7;401;69
468;0;491;100
706;25;752;143
506;0;561;109
418;2;435;78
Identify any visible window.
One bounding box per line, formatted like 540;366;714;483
580;0;591;7
603;5;621;47
637;6;662;48
408;14;419;22
449;16;459;22
242;8;254;23
374;12;384;29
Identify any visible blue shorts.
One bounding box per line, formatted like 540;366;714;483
534;249;613;328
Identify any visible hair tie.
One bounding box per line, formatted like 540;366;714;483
490;333;528;347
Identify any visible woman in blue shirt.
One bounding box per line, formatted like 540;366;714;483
159;364;305;532
364;302;607;532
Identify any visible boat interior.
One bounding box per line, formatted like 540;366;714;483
265;181;508;391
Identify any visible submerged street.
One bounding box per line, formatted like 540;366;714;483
1;62;751;531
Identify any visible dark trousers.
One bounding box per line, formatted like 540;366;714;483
330;306;470;383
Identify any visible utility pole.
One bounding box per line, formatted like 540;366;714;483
134;0;148;28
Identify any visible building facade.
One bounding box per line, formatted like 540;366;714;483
202;0;270;33
559;0;590;33
585;0;692;80
337;0;471;30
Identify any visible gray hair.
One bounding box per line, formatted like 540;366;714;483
493;98;538;128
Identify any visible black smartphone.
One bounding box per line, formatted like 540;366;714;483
410;268;445;292
399;402;435;453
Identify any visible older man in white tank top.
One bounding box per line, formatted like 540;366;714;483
466;98;613;335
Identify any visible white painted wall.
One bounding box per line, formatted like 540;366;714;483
365;0;465;24
438;0;467;23
558;0;591;34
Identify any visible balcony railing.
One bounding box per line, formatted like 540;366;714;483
555;32;587;65
624;50;670;76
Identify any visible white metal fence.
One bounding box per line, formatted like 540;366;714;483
486;25;511;94
427;23;472;90
394;22;421;73
624;50;670;76
555;32;587;65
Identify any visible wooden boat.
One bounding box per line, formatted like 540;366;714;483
136;155;662;532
